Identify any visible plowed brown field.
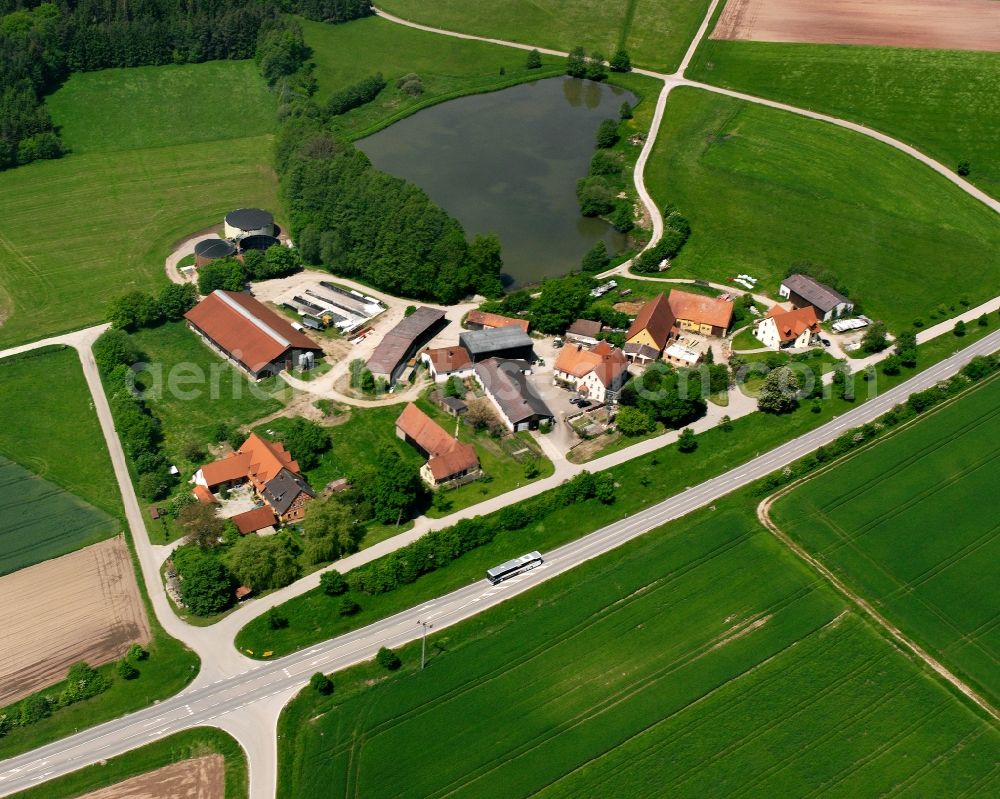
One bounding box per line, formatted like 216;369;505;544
712;0;1000;52
0;536;150;705
77;755;224;799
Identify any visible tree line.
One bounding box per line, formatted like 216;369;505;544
0;0;372;170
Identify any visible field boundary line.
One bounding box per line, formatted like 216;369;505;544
759;495;998;722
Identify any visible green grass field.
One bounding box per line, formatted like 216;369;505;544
772;376;1000;707
9;728;247;799
0;61;277;349
644;88;1000;331
130;321;286;477
279;498;1000;797
47;61;275;154
0;347;121;572
378;0;712;73
686;39;1000;200
301;16;565;139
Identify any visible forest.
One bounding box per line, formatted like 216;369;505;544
0;0;372;169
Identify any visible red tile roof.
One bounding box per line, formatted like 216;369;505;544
423;346;472;375
467;310;529;333
668;289;734;331
765;305;820;342
184;290;321;374
197;434;300;490
626;293;675;351
555;341;627;387
231;506;278;535
396;403;479;481
192;484;217;504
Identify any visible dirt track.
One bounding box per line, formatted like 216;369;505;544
77;755;224;799
0;536;150;705
712;0;1000;52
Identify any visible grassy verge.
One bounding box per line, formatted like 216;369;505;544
10;727;247;799
277;492;999;797
377;0;713;73
772;374;1000;706
236;324;996;658
643;87;1000;332
686;38;1000;199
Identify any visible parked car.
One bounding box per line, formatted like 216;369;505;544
820;338;832;347
577;401;593;410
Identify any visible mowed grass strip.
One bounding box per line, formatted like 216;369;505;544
686;39;1000;199
0;346;121;516
47;60;275;154
644;88;1000;331
280;499;1000;797
377;0;712;72
772;376;1000;706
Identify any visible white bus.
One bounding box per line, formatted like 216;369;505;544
486;551;543;584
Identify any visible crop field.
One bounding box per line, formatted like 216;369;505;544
0;537;150;706
378;0;712;72
643;88;1000;331
711;0;1000;53
0;347;122;517
75;756;223;799
280;500;1000;797
771;376;1000;707
687;41;1000;199
0;458;117;576
0;61;277;348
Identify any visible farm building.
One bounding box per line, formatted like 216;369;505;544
624;293;674;363
231;506;278;535
459;326;535;363
396;403;481;487
280;280;384;335
474;358;554;431
194;238;237;268
421;346;474;382
224;208;274;240
553;341;628;404
754;305;821;349
566;319;603;347
780;274;854;321
367;306;448;385
669;289;733;337
194;434;315;523
465;310;529;333
184;290;322;380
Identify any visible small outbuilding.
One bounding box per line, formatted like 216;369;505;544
224;208;274;240
194;238;237;267
459;326;535;363
780;274;854;321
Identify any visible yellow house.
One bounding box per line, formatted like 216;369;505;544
624;293;675;363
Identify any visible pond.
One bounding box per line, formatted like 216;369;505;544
358;77;636;288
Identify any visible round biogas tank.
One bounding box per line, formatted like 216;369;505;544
224;208;274;239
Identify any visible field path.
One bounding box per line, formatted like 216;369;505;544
758;450;999;723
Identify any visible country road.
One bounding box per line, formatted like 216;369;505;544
1;326;997;798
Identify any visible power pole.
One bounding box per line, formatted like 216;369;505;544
417;620;433;670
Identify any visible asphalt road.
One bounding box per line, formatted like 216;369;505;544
1;328;996;797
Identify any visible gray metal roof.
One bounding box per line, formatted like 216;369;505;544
262;468;315;516
459;326;534;356
474;358;553;424
781;274;850;312
367;307;446;376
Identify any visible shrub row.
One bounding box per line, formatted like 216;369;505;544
753;355;1000;496
632;208;691;272
326;73;386;117
348;471;615;596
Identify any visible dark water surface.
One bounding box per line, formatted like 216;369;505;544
358;77;636;287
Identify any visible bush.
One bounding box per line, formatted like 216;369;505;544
954;320;967;337
677;428;698;453
127;644;148;662
339;597;361;616
978;313;989;327
320;570;348;596
267;609;289;630
589;149;623;177
117;659;139;680
595;119;619;149
881;354;901;375
577;177;616;216
376;646;402;671
581;240;610;272
957;160;971;177
619;100;633;119
566;46;587;78
609;48;632;72
525;49;542;69
326;73;386;116
310;672;333;695
93;329;141;373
